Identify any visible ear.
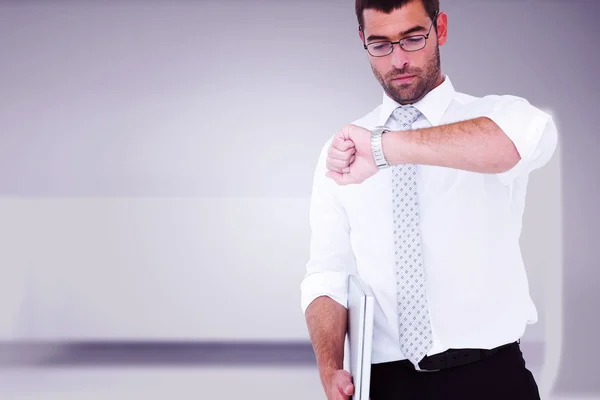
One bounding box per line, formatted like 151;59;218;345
358;26;365;44
435;11;448;46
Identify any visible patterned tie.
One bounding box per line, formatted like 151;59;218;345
390;105;433;369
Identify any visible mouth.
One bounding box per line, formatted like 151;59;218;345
391;75;416;83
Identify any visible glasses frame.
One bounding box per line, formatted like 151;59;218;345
363;12;439;57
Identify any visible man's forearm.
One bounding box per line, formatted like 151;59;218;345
305;296;347;386
382;117;521;173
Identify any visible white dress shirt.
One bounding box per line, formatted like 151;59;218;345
300;75;558;365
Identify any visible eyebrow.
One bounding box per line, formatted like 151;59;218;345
366;25;428;42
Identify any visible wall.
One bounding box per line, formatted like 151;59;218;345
1;0;597;395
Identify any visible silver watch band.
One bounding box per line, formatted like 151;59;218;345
371;126;390;169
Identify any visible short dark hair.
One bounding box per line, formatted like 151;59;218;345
355;0;439;30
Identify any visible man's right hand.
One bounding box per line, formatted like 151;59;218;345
325;124;379;185
324;369;355;399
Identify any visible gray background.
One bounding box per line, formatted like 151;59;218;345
0;0;598;397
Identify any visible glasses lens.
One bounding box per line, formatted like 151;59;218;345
401;36;426;51
368;42;393;56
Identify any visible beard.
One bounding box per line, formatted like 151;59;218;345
372;45;441;105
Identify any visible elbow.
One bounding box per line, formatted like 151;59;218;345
482;118;522;173
489;140;521;173
493;141;521;173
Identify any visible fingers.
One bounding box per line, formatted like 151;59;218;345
336;372;354;398
328;136;356;173
326;154;355;173
342;383;355;396
329;139;355;161
325;369;355;400
327;153;355;169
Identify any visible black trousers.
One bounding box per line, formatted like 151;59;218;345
369;342;541;400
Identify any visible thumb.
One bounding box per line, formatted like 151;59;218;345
334;133;345;146
333;130;346;145
340;124;355;141
333;133;354;152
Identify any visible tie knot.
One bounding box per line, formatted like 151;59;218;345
392;105;420;129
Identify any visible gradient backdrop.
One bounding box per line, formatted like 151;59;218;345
0;0;598;398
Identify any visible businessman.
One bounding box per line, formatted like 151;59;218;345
300;0;558;399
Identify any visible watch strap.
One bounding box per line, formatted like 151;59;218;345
371;126;390;169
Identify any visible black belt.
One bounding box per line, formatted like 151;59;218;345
394;341;518;372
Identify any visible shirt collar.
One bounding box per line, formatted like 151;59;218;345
378;75;456;127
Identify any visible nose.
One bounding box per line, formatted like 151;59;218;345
390;43;410;69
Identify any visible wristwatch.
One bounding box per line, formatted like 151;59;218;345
371;125;390;169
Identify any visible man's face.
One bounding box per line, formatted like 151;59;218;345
360;2;446;105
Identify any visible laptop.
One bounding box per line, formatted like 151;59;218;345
346;274;375;400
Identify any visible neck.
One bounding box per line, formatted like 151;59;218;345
433;73;445;89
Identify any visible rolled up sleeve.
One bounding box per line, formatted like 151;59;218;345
300;138;355;314
483;95;559;184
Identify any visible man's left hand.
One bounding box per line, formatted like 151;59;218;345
325;124;378;185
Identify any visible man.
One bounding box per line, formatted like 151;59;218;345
300;0;558;399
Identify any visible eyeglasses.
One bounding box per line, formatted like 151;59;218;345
363;12;438;57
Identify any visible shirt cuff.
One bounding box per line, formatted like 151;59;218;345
300;271;349;314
